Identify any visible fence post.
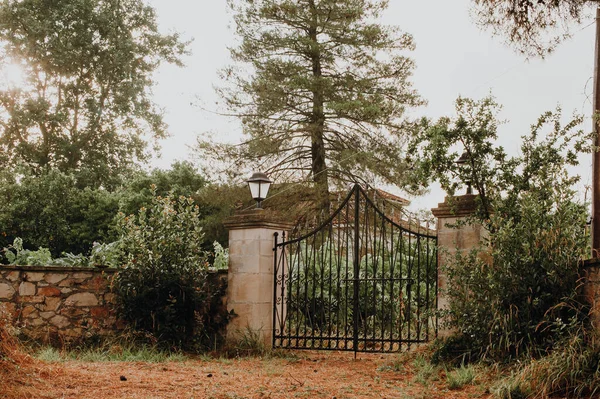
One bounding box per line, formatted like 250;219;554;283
223;210;293;348
431;194;486;336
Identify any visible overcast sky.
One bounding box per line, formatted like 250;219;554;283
146;0;596;212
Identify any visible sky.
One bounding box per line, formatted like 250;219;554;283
146;0;596;212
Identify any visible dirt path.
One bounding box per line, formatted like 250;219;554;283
7;351;491;399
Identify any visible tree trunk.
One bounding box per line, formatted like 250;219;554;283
308;0;330;217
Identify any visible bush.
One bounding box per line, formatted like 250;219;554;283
443;186;587;361
0;167;119;258
409;97;590;362
112;192;211;348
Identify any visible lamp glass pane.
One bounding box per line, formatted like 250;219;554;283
249;181;261;200
261;181;271;199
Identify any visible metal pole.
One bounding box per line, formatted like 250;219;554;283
592;6;600;258
353;185;360;357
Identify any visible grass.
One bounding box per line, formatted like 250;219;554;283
412;355;440;385
34;345;187;363
446;364;477;389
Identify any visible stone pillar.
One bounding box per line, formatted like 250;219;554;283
224;210;293;348
431;194;486;334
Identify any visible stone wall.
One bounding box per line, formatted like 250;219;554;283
0;265;117;342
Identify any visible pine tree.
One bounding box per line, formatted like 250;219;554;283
201;0;423;211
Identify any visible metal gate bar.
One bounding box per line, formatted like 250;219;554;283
273;184;437;353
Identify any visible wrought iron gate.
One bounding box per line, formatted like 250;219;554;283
273;184;438;353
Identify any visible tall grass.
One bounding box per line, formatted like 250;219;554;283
492;325;600;398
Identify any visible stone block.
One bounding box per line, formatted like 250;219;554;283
82;275;108;291
90;306;109;318
44;297;62;311
103;293;116;304
50;315;70;328
28;317;45;327
229;273;261;303
38;286;61;297
2;302;17;318
21;305;38;318
60;288;73;294
0;283;15;299
61;307;86;318
19;282;36;296
45;273;68;284
59;279;75;287
62;328;83;338
65;292;98;307
72;272;93;279
24;272;45;282
5;271;20;281
40;311;56;319
20;296;45;304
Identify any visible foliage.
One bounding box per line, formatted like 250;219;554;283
0;0;187;187
3;237;52;266
211;241;229;271
88;241;121;267
0;167;120;258
201;0;423;211
470;0;592;57
284;236;436;342
492;322;600;398
112;192;212;348
409;96;590;361
2;237;120;267
117;161;208;217
0;163;225;261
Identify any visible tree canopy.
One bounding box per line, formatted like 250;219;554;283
471;0;593;57
0;0;187;187
199;0;423;210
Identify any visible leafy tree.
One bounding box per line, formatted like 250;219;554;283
117;161;208;216
470;0;592;57
200;0;423;211
0;0;187;187
0;166;119;258
409;97;591;360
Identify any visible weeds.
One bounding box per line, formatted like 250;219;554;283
446;364;476;389
34;345;186;363
222;326;267;358
492;324;600;398
412;355;440;385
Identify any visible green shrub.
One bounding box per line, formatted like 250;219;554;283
409;97;590;362
0;167;119;258
112;191;211;348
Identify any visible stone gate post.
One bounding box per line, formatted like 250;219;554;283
224;210;293;348
431;194;486;335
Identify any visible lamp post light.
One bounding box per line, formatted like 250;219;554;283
247;172;272;209
455;152;473;195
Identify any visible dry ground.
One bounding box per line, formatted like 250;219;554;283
3;351;492;399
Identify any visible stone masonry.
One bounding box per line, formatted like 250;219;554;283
224;209;293;348
0;265;117;342
431;194;486;335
